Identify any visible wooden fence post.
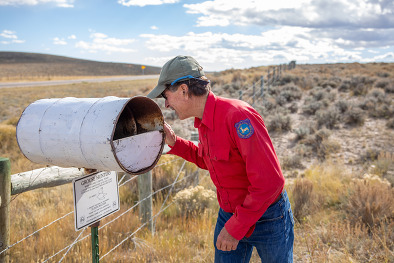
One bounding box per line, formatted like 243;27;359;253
273;67;276;86
0;157;11;263
138;171;153;234
260;76;264;98
252;83;255;106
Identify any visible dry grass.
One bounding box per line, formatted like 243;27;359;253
1;62;393;262
290;163;394;263
7;162;393;263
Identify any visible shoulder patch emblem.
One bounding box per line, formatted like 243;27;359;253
235;119;254;139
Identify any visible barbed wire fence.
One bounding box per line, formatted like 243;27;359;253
0;61;296;262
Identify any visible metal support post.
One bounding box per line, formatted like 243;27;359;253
90;221;100;263
0;157;10;263
239;90;243;100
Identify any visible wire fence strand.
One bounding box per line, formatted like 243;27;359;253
4;67;291;261
100;201;175;260
0;211;74;256
58;227;87;263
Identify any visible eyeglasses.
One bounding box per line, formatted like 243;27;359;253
161;89;168;100
162;75;210;100
161;75;193;100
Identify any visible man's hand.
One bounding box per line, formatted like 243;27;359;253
216;227;239;251
164;122;176;147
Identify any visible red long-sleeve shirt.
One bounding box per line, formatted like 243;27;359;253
168;91;284;240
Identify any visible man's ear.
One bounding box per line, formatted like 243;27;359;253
180;84;188;97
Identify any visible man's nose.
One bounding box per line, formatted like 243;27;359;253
165;100;170;108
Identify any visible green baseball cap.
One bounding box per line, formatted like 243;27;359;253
147;55;205;99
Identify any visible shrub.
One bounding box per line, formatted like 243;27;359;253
280;74;300;85
173;185;217;217
359;148;380;163
263;96;278;112
302;98;324;115
338;80;350;92
386;118;394;129
374;79;390;89
350;75;375;90
279;84;302;103
275;94;287;106
369;151;394;177
266;113;292;132
302;163;350;210
280;155;304;170
359;90;393;119
287;102;298;113
359;96;377;111
344;106;365;126
376;72;390;78
384;82;394;93
335;100;348;113
321;80;338;89
299;128;338;160
293;121;316;142
316;107;340;129
231;71;247;83
344;179;394;228
310;87;326;101
368;88;386;101
369;104;393;119
318;139;341;160
291;178;314;222
352;83;368;96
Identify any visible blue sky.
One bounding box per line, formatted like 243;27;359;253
0;0;393;71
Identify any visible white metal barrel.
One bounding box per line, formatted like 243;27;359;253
16;96;164;174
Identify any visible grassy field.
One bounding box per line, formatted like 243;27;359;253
1;62;393;262
0;52;161;81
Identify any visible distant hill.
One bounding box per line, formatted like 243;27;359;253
0;52;161;79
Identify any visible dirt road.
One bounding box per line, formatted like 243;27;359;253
0;75;159;88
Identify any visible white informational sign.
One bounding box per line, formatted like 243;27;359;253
73;171;120;231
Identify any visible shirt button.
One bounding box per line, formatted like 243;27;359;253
214;156;217;160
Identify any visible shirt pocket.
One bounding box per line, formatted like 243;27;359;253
210;144;230;161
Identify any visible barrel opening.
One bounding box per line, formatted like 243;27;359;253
113;96;163;141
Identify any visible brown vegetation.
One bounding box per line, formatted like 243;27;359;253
0;59;393;262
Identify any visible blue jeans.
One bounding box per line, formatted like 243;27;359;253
214;190;294;263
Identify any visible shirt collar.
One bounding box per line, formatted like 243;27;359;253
194;91;216;130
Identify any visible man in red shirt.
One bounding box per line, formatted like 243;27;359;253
148;55;294;262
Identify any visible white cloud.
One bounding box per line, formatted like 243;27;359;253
181;0;394;58
371;52;394;61
76;32;136;53
150;26;159;30
184;0;394;29
68;34;76;39
0;30;25;44
0;30;17;39
53;37;67;45
140;27;373;70
0;0;74;7
118;0;179;7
